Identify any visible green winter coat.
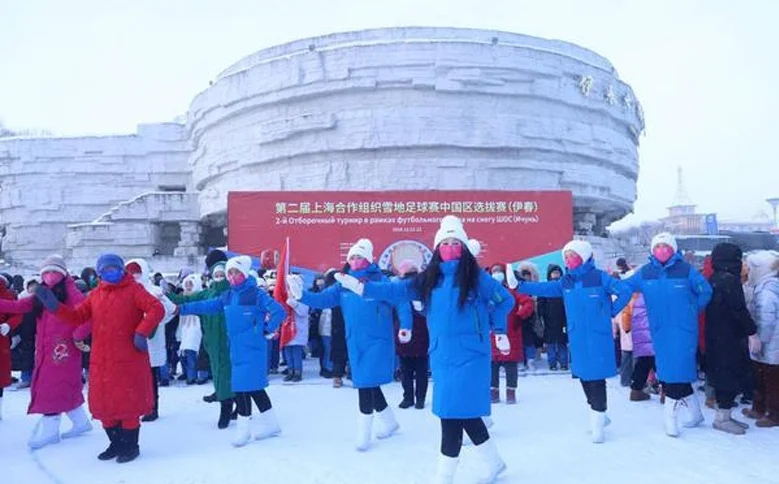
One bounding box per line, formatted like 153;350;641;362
169;280;234;401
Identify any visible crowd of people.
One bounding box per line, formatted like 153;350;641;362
1;215;778;484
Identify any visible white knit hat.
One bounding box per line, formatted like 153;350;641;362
226;255;252;278
434;215;469;248
40;254;68;277
347;239;374;263
562;240;593;263
651;233;678;253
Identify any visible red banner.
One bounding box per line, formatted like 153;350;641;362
228;191;573;273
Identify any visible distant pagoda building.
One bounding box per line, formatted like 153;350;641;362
660;167;705;235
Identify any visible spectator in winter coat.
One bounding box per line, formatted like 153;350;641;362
516;263;541;372
743;251;779;428
125;259;177;423
705;243;759;435
10;278;38;389
626;233;713;438
323;269;349;388
537;265;569;371
519;240;632;444
35;253;165;463
178;256;287;448
283;274;309;383
177;274;205;385
291;239;411;453
310;276;334;378
394;260;430;410
489;263;529;404
167;251;236;429
623;293;656;401
0;256;94;448
0;273;23;420
614;277;634;388
327;216;513;484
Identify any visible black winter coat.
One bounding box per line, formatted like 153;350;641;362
11;312;36;372
538;265;568;345
705;243;757;393
329;306;348;366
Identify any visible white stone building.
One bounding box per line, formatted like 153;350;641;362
0;27;644;274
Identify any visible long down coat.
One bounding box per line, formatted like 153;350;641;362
0;277;88;414
363;262;513;419
59;274;164;422
0;284;22;389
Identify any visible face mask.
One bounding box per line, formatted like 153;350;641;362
439;244;463;262
550;272;562;281
492;272;505;283
653;246;675;264
227;273;246;287
42;272;65;287
100;268;125;284
564;253;584;270
349;259;370;272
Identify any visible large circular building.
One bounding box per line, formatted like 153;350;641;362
0;27;643;273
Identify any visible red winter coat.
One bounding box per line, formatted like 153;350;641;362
0;284;23;388
491;288;532;362
58;274;164;422
0;278;88;414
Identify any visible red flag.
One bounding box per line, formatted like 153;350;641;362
274;237;297;348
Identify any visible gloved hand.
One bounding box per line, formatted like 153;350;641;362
34;285;60;312
10;335;21;350
495;334;511;355
398;329;412;344
412;301;424;312
0;323;10;336
75;340;91;353
286;298;299;308
748;334;762;356
133;333;148;352
506;264;519;290
264;331;277;340
287;276;303;300
334;273;364;296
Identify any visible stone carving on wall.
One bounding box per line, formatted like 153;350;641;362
578;75;594;96
605;85;617;105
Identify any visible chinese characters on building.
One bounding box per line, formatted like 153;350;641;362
274;200;539;215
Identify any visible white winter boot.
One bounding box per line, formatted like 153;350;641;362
589;410;606;444
231;416;252;447
527;359;537;372
375;407;399;439
713;408;747;435
681;393;704;428
664;398;680;437
253;408;281;440
61;405;93;439
483;416;494;429
433;454;459;484
28;415;62;449
474;438;506;484
355;413;374;451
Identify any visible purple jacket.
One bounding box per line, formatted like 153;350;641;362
630;294;655;358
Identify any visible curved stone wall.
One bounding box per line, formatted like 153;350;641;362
188;27;644;235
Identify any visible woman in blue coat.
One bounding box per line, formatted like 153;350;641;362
330;217;514;484
178;256;286;448
289;238;412;453
518;240;632;444
626;233;712;437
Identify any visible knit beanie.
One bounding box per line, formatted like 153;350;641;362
434;215;469;248
40;254;68;276
205;249;228;270
651;233;678;253
562;240;593;263
96;253;125;273
225;256;252;278
347;239;374;263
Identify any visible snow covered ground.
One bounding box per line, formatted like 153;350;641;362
2;362;778;484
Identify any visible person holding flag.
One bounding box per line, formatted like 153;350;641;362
272;238;309;383
177;255;287;448
288;238;412;453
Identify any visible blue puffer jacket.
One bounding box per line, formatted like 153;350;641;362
179;276;286;392
300;264;411;389
363;261;513;419
627;252;712;383
519;259;632;381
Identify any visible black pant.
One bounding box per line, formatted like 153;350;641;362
358;387;388;415
235;390;272;417
661;382;693;400
333;358;347;379
631;356;656;391
0;387;3;397
400;356;429;403
440;418;489;457
715;389;739;410
491;361;518;388
150;366;160;413
580;379;607;412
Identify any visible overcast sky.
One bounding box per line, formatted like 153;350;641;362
1;0;777;227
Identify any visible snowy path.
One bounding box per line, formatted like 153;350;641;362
2;366;778;484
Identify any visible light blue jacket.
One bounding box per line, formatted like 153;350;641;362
363;261;513;419
179;276;286;392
